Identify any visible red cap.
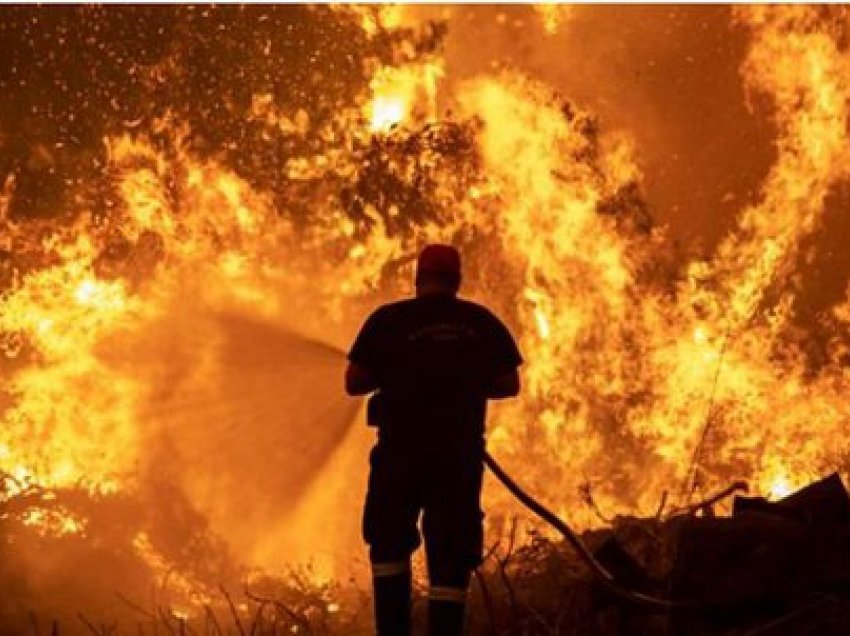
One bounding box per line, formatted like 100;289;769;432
416;244;461;276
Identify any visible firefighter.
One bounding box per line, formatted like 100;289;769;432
345;244;522;636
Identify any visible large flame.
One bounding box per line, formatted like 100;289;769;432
1;3;850;624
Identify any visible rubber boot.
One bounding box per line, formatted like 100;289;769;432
427;584;467;636
373;570;412;636
427;598;466;636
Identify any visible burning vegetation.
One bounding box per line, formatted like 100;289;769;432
1;4;850;634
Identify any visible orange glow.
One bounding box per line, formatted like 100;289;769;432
1;6;850;611
367;63;443;132
534;4;575;35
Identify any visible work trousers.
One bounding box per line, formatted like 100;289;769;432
364;437;484;635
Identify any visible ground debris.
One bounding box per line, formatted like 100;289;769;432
7;473;850;634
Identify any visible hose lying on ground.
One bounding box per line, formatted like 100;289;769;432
483;450;757;612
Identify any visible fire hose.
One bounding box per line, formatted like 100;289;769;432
482;449;719;611
484;450;801;612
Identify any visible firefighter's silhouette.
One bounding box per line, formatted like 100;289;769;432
346;244;522;635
